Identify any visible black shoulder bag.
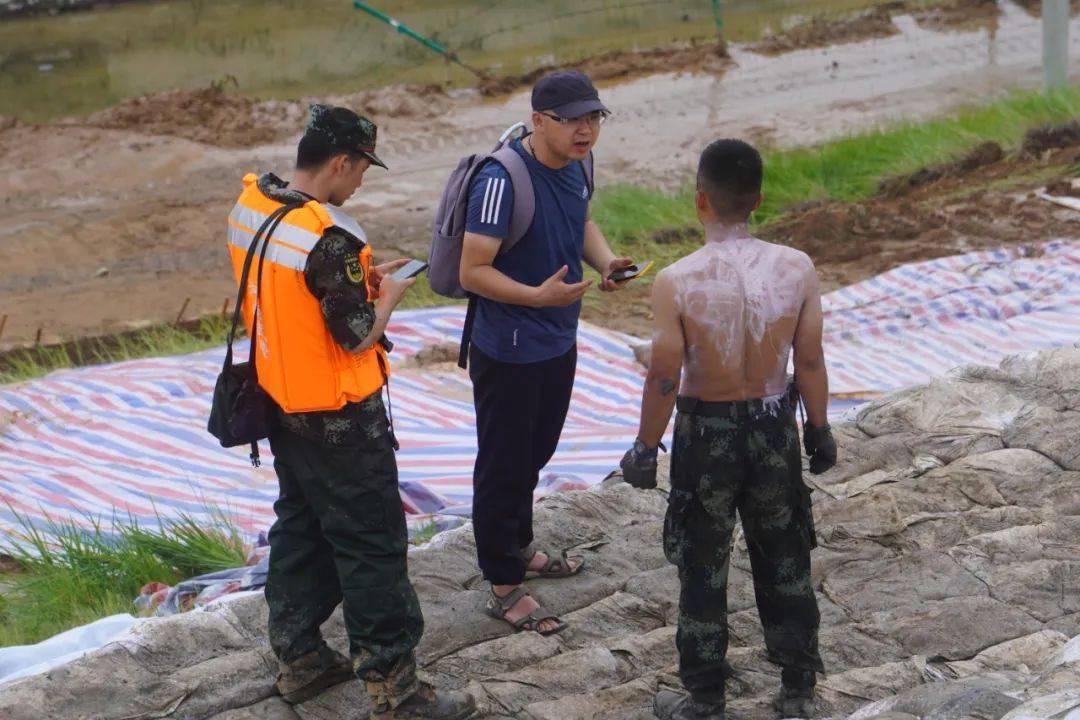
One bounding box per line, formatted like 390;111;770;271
207;202;303;466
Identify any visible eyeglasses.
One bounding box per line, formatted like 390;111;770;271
539;111;608;128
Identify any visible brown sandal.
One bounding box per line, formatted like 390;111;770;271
484;586;567;636
520;545;584;579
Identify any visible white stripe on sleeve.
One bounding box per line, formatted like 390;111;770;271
480;178;494;224
492;178;506;225
488;178;503;225
485;178;497;224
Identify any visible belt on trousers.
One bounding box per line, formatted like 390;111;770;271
676;391;794;418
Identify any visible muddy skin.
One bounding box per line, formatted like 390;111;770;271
666;226;813;401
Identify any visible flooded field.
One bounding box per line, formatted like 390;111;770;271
2;0;894;121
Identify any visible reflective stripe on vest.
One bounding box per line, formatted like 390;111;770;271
226;173;389;414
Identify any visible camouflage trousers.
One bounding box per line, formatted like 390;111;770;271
265;409;423;687
664;394;824;705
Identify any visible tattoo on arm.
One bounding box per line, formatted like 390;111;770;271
660;379;677;396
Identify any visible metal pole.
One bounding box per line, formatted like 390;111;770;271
710;0;729;56
1043;0;1069;90
710;0;724;36
352;1;487;79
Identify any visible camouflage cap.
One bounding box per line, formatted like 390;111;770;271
304;104;387;170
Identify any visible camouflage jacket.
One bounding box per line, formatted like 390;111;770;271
257;173;394;447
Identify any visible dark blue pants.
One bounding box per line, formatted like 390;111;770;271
469;344;577;585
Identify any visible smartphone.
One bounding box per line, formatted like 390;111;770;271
390;259;429;281
610;260;654;283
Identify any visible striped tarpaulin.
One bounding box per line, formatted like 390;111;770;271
823;241;1080;395
1;241;1077;541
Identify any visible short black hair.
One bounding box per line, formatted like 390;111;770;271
295;134;363;171
696;139;763;220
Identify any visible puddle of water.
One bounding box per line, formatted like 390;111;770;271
2;0;896;122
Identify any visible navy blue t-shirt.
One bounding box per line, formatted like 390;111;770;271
464;138;591;364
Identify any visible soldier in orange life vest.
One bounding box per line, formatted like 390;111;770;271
226;105;476;720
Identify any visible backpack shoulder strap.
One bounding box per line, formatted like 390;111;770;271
223;201;300;370
582;150;595;197
490;144;534;251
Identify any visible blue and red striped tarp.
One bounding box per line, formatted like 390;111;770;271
823;241;1080;395
1;241;1076;543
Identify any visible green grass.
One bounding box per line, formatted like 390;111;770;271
0;286;461;386
3;86;1077;381
0;315;231;385
590;185;700;267
591;85;1080;251
410;519;443;546
755;86;1080;223
0;507;247;647
397;274;466;312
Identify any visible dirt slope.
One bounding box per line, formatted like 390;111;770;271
1;4;1079;349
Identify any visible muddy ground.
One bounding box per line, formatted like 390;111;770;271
584;133;1080;338
1;2;1079;349
767;147;1080;285
750;5;901;56
709;0;1003;58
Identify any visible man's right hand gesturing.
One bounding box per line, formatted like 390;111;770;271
532;265;593;308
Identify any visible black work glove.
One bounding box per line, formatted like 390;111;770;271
802;423;837;474
620;439;659;489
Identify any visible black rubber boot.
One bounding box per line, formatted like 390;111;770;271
773;668;816;718
654;689;726;720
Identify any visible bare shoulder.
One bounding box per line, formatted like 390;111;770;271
664;246;712;278
758;239;813;268
652;264;678;296
759;240;817;287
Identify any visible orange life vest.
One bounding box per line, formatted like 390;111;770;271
226;173;389;414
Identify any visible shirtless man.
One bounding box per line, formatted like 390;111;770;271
619;139;837;720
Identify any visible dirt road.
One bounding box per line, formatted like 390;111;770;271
1;2;1078;348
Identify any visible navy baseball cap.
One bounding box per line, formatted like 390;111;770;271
531;70;609;119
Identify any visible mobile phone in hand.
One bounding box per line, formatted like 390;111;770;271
390;260;429;281
610;260;654;283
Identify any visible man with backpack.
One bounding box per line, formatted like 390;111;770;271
226;105;476;720
455;71;632;635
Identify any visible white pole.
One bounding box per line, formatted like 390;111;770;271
1043;0;1070;90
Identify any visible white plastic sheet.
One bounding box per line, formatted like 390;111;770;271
0;614;142;685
